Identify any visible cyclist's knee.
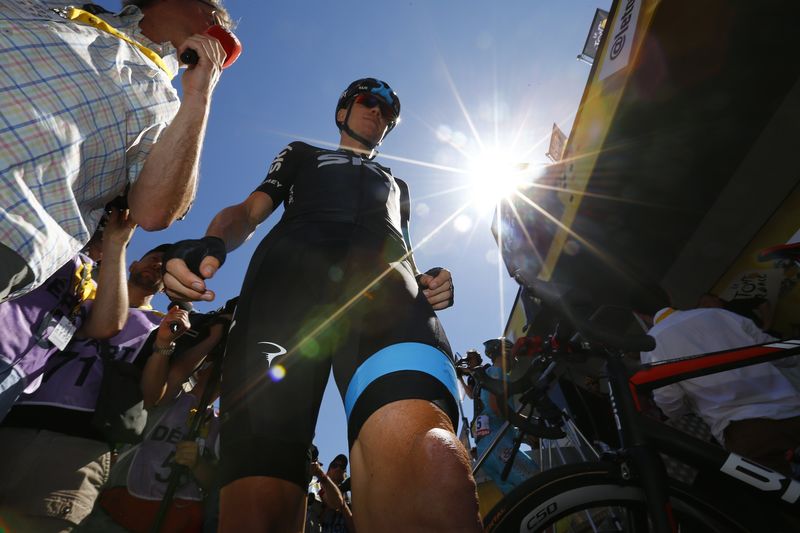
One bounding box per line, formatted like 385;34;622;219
357;399;475;488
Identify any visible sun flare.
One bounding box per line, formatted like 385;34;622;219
466;147;537;211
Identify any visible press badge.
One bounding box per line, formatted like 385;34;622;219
47;316;77;351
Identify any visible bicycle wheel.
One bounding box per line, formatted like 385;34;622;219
483;462;752;532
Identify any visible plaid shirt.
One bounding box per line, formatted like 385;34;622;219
0;1;181;298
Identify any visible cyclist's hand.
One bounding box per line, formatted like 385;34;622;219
417;267;454;310
162;237;226;302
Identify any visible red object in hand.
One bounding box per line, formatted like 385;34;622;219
181;25;242;69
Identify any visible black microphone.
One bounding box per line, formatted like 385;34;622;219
168;301;193;334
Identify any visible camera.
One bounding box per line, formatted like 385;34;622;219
173;297;237;355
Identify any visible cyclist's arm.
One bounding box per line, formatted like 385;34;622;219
206;191;274;250
204;142;299;252
163;193;274;302
163;144;298;301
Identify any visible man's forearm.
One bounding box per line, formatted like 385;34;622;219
319;475;345;511
79;244;128;339
141;346;171;408
128;95;210;231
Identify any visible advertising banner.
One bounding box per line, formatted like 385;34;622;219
598;0;642;81
580;8;609;62
545;123;568;162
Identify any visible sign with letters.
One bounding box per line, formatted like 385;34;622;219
580;8;609;62
598;0;642;81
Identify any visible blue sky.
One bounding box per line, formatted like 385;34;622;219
104;0;609;468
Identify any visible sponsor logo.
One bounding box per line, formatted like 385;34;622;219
610;0;637;60
317;153;386;177
721;454;800;503
258;341;287;367
268;145;293;175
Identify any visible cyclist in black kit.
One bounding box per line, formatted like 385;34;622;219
163;78;482;532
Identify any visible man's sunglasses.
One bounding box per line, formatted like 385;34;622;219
330;462;347;469
353;93;397;122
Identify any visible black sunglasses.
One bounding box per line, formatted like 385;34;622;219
353;93;396;122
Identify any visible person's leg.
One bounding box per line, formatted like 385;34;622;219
350;399;481;532
220;477;307;532
330;245;481;530
0;428;110;530
218;228;340;532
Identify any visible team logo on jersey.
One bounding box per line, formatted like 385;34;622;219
258;341;287;366
268;145;293;175
317;153;385;178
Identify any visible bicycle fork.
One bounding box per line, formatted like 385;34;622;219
606;355;678;533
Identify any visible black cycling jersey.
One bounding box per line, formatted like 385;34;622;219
255;141;411;250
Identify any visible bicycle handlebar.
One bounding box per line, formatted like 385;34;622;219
512;269;656;353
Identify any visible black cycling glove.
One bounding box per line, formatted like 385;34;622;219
163;236;227;277
415;267;454;307
415;267;443;288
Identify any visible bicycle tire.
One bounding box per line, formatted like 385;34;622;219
483;462;756;533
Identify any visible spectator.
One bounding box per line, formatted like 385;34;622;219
633;284;800;475
307;455;355;533
79;358;223;533
457;349;486;400
0;244;185;531
474;338;540;495
0;208;135;422
696;292;774;332
0;0;234;303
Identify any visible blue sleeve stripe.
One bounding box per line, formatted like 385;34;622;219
344;342;459;420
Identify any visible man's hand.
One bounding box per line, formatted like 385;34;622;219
417;267;454;310
155;306;190;345
178;34;224;103
175;440;199;470
310;461;325;479
102;208;137;249
162;237;226;302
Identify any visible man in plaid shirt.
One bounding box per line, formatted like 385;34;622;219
0;0;234;303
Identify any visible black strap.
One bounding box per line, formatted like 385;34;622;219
81;4;112;15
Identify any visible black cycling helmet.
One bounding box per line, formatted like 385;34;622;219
483;337;513;360
335;78;401;151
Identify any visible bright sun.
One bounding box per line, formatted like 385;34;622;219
466;147;533;211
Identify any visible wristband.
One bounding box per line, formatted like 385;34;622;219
163;236;227;277
153;341;176;357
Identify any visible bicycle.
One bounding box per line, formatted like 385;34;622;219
471;266;800;532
